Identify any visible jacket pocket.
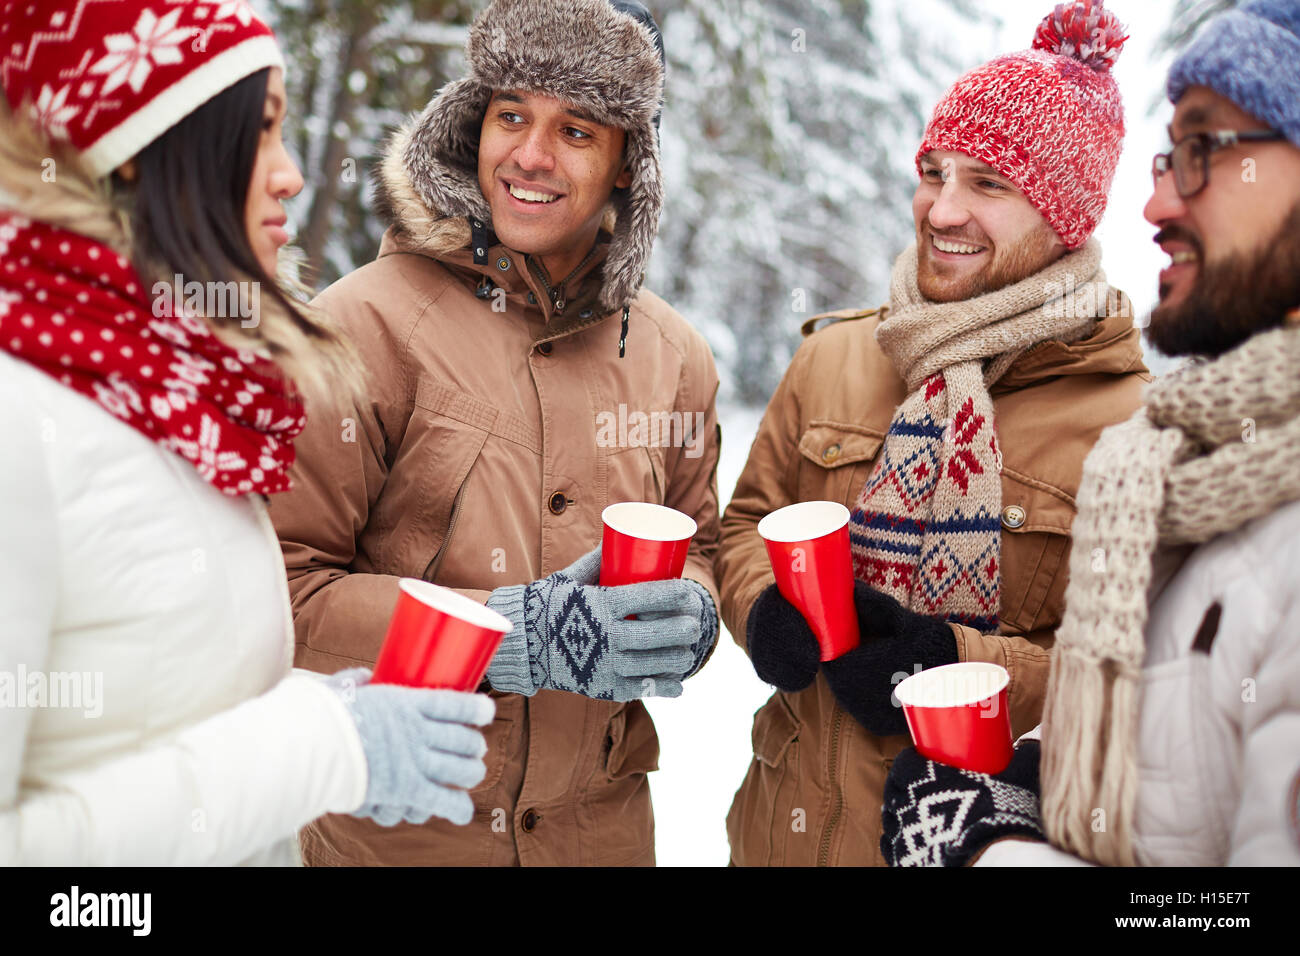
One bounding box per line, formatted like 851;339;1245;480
795;422;884;505
752;690;801;767
997;472;1078;634
402;381;495;578
605;443;666;507
728;692;804;865
605;701;661;779
474;693;522;796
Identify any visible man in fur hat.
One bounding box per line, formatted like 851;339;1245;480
271;0;722;866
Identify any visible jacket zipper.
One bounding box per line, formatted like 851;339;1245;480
528;245;599;315
422;481;467;583
817;708;845;866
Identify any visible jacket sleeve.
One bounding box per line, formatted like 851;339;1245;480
715;339;809;655
269;289;490;672
0;398;367;866
952;624;1054;740
1227;586;1300;865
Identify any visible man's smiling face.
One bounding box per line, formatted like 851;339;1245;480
477;89;631;278
1143;86;1300;357
912;150;1066;303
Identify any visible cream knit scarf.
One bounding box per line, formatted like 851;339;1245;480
849;239;1105;630
1041;321;1300;866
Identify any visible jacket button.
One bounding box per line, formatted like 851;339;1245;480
822;443;841;463
1001;505;1026;529
527;292;537;305
548;492;567;515
497;256;511;272
537;341;553;356
521;808;539;832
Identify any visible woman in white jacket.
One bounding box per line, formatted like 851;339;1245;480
0;1;492;866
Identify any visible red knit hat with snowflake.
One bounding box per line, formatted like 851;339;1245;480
0;0;283;178
916;0;1128;249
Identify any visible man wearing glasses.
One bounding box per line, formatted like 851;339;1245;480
881;0;1300;868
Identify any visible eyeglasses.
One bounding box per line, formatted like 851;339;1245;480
1152;129;1286;198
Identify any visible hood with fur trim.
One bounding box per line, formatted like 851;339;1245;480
373;0;665;316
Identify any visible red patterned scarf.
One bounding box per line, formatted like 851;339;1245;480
0;213;305;496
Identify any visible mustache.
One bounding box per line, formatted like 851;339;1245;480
1154;225;1203;257
922;221;989;247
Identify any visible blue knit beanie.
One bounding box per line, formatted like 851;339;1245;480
1168;0;1300;147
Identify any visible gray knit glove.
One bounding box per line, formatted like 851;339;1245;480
324;668;495;827
485;545;718;701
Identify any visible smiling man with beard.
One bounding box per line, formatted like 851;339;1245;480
716;0;1152;867
881;0;1300;869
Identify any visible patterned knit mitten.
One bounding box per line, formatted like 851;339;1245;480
485;546;717;701
881;741;1046;867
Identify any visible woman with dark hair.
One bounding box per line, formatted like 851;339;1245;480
0;1;493;865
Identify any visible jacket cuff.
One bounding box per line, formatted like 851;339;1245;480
485;585;535;696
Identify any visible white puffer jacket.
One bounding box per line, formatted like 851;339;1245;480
0;352;368;865
979;499;1300;866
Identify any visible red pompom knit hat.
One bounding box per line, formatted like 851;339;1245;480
0;0;283;178
916;0;1128;249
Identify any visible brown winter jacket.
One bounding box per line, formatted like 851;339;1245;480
718;300;1149;866
269;130;721;867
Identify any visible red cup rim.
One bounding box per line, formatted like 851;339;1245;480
757;501;850;543
895;661;1009;709
397;578;514;634
601;502;697;542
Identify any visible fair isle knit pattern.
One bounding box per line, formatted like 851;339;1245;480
848;239;1106;633
917;0;1127;249
1041;321;1300;867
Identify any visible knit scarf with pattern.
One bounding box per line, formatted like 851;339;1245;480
0;213;306;496
1041;320;1300;866
848;238;1105;631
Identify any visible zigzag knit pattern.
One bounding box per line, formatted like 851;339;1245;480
849;371;1002;633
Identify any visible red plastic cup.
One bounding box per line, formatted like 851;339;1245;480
757;501;860;661
895;662;1014;774
600;502;697;587
370;579;514;691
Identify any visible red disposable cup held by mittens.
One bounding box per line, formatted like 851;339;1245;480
600;502;697;587
895;661;1014;775
757;501;860;662
371;579;513;691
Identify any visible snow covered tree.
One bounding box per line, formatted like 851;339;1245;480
648;0;998;403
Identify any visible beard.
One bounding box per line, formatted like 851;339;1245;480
916;220;1063;303
1147;201;1300;359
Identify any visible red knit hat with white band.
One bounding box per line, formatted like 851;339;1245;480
0;0;283;178
916;0;1128;249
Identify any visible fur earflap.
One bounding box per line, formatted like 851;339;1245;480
381;0;665;314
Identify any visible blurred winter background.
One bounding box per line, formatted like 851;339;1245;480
250;0;1233;864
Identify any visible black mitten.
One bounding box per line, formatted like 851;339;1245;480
745;583;821;692
820;581;958;736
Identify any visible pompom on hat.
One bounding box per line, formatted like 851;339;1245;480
916;0;1128;249
1168;0;1300;149
0;0;283;179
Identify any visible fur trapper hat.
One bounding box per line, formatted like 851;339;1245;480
390;0;666;315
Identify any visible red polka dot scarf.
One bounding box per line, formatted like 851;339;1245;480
0;213;306;496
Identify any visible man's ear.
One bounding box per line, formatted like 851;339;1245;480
614;161;632;190
116;159;138;183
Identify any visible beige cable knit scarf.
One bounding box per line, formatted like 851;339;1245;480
848;239;1105;628
1041;321;1300;866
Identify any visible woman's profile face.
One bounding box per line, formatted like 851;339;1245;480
245;67;303;279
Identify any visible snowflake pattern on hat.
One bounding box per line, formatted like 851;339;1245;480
0;1;283;177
